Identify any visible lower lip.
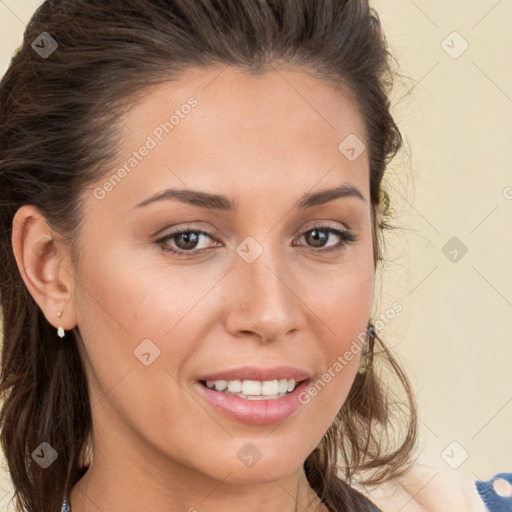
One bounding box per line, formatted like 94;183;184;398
195;379;310;425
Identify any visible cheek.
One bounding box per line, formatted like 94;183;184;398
72;239;220;403
75;240;185;340
300;251;374;415
311;245;375;344
323;268;374;341
72;247;197;448
72;244;171;398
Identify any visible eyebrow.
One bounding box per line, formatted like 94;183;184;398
133;183;366;211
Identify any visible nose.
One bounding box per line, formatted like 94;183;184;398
223;240;305;344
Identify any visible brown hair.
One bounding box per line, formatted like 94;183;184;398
0;1;418;511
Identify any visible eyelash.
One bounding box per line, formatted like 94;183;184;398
155;224;358;257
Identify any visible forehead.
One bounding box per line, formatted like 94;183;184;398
123;65;366;141
90;65;369;212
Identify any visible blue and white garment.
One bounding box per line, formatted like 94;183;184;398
476;473;512;512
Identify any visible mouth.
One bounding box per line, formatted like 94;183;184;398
195;377;311;425
198;377;308;401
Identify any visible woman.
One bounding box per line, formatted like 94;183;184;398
0;1;419;511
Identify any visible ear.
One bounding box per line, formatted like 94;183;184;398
11;204;77;332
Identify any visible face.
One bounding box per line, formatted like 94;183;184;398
71;66;375;486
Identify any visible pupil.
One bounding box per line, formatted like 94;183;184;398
177;232;199;249
308;229;327;247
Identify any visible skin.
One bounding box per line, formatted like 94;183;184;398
12;65;376;512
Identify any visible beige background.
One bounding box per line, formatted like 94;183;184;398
1;0;511;508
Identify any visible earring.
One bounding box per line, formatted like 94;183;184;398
357;351;367;374
358;325;374;374
56;310;65;338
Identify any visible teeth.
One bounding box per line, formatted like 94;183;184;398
242;380;261;395
212;379;227;391
227;380;242;393
204;378;298;397
261;380;279;395
278;378;288;394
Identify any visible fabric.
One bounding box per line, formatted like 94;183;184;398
353;452;512;512
476;473;512;512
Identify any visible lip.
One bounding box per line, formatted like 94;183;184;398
196;365;312;382
195;378;311;425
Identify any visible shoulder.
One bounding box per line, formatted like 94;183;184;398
351;453;512;512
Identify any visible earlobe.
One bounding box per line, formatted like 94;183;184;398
11;205;77;332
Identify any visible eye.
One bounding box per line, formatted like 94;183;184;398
294;225;358;253
156;227;219;256
155;224;358;257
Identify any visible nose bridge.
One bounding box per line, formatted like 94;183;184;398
225;235;303;340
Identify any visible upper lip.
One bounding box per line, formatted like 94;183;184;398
197;365;312;383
